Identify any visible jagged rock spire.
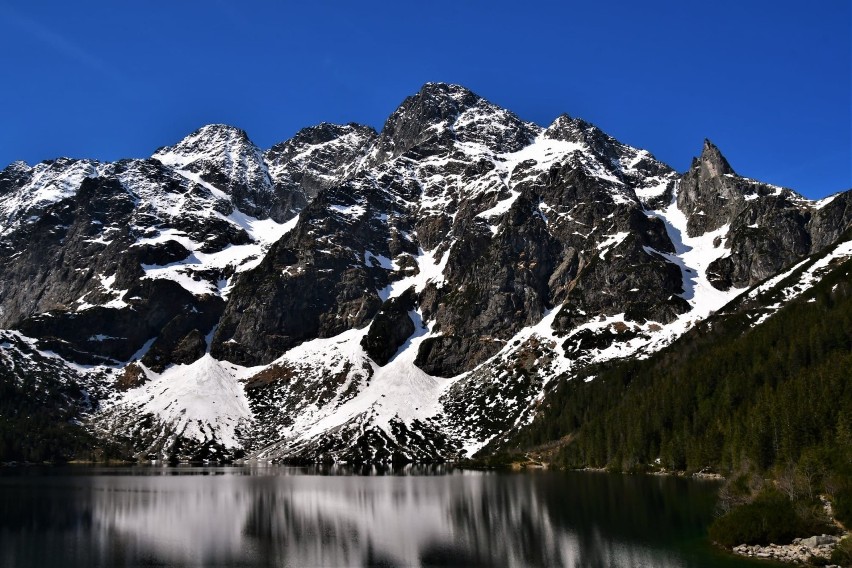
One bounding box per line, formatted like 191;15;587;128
677;139;744;236
695;138;736;179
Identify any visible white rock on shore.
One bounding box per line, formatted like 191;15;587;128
732;534;841;565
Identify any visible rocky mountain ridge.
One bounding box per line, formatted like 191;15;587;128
1;82;850;463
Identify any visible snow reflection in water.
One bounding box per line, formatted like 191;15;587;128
0;466;755;567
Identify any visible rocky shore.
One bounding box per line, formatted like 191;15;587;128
733;535;844;565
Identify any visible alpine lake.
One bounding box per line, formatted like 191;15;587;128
0;465;780;567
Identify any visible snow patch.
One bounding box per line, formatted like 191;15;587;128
749;238;852;326
111;355;253;448
279;312;450;449
597;231;629;260
476;190;520;220
135;215;298;296
364;250;393;270
378;246;449;301
331;204;366;218
814;194;839;210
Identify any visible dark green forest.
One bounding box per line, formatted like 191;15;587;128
0;355;98;463
505;253;852;542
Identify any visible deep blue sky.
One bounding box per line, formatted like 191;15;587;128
0;1;848;199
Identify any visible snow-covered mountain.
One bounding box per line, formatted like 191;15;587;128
1;82;850;463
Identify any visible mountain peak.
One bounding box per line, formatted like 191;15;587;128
544;113;605;142
545;112;575;128
263;121;377;209
677;139;751;237
378;83;483;146
195;123;250;138
150;123;275;218
693;138;736;178
373;83;535;160
154;123;252;154
152;124;262;171
415;82;480;104
4;160;31;172
543;113;625;166
269;122;376;152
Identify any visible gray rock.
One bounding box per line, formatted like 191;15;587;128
264;122;377;216
361;288;417;366
803;535;839;547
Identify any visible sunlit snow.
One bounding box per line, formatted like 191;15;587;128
113;355;253;448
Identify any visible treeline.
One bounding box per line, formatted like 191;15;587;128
510;256;852;509
0;362;98;463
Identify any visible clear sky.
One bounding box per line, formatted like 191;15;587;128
0;1;848;199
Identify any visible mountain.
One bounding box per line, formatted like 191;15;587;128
501;230;852;468
0;82;850;464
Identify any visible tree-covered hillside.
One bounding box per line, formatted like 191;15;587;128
509;252;852;481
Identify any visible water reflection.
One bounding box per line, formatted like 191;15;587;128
0;466;759;567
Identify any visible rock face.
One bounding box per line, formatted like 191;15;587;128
678;139;852;290
1;82;851;463
677;139;740;236
264;123;378;215
361;288;417;366
152;125;277;220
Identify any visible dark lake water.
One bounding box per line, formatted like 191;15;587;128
0;465;775;567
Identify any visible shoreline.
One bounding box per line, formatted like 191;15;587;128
732;534;848;565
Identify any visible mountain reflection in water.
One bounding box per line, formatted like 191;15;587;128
0;466;761;567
